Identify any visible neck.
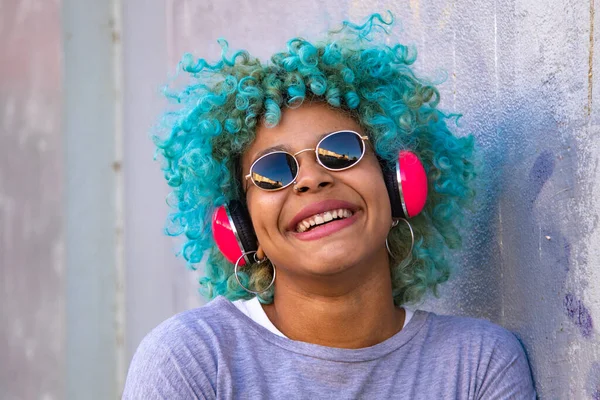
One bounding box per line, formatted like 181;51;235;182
262;249;405;349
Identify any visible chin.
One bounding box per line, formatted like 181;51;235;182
307;248;364;275
303;262;355;277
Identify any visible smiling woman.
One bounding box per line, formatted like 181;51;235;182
123;12;536;399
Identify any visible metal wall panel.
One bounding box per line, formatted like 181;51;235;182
0;1;65;399
63;0;124;398
122;0;204;365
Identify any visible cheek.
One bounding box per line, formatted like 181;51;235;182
246;191;285;238
374;183;392;218
361;163;393;222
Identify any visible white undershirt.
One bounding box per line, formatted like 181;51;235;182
232;296;414;338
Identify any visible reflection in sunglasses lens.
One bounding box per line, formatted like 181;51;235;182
318;131;364;169
250;131;364;190
252;152;298;190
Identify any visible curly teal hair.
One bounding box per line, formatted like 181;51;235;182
154;13;476;305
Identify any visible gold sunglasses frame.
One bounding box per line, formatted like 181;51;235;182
244;130;370;192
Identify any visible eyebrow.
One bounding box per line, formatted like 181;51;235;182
253;144;290;160
251;131;334;161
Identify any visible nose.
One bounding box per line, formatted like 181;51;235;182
293;152;334;193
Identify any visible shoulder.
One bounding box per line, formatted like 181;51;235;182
421;312;536;398
422;312;527;364
133;296;237;359
426;312;522;348
122;297;239;399
154;295;236;338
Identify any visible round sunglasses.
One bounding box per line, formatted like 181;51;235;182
245;130;369;191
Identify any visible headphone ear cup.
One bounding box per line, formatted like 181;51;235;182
211;200;257;265
382;163;407;219
382;151;428;219
227;200;258;253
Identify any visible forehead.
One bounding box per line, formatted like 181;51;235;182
244;103;362;163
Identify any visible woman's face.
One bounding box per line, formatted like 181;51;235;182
241;103;393;278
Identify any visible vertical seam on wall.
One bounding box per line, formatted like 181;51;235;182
452;0;456;109
589;0;595;119
493;0;506;324
111;0;126;394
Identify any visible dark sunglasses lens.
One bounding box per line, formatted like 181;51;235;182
251;153;298;190
317;131;364;169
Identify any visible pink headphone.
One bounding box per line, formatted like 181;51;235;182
211;150;427;266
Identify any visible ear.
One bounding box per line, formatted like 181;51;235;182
211;200;257;266
256;244;266;261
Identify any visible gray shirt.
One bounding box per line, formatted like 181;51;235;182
123;296;536;399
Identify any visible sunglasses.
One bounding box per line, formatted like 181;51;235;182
245;130;369;191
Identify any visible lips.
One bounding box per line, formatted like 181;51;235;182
287;199;360;233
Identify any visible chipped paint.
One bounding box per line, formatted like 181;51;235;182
564;293;594;338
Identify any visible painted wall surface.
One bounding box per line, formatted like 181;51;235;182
158;1;600;397
1;0;599;398
0;1;65;399
122;0;204;368
62;0;125;398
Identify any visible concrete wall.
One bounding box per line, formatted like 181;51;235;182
1;0;598;398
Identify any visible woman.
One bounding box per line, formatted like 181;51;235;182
123;13;536;399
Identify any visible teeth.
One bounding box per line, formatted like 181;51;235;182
295;208;354;232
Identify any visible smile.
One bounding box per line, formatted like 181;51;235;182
288;199;360;240
295;209;354;232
